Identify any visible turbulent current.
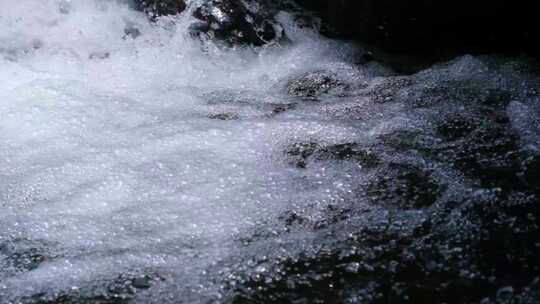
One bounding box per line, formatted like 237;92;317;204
1;1;539;303
0;1;362;302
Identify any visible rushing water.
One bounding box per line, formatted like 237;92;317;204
2;1;540;303
0;1;368;302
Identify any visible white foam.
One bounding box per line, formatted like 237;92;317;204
0;0;361;300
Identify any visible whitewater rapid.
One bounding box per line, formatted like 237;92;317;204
0;1;366;301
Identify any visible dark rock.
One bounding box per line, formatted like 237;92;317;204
132;0;187;19
226;56;540;304
229;185;539;303
192;0;284;46
378;129;430;153
435;111;521;190
364;76;415;103
287;71;349;100
131;276;153;289
314;143;380;167
285;142;379;169
409;80;515;109
367;71;523;191
364;163;444;209
284;142;318;168
436;115;478;141
23;272;163;304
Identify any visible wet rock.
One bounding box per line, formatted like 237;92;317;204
365;71;524;191
284;142;317;168
132;0;187;19
287;71;349;100
226;55;540;304
378;129;433;153
229;185;539;303
192;0;284;46
131;276;153;289
285;142;379;169
436;114;478;141
314;143;380;167
364;163;444;209
228;211;420;303
364;76;415;103
439;190;540;292
435;111;521;189
409;81;514;109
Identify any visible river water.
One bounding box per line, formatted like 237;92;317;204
0;1;369;302
2;1;540;303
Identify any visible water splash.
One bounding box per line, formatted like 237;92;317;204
0;0;362;301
